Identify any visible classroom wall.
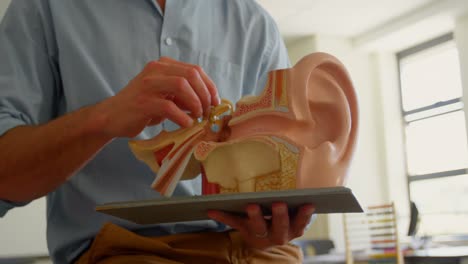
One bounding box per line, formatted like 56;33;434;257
0;0;9;18
0;199;48;257
455;13;468;138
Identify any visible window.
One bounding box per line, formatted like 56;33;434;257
397;33;468;236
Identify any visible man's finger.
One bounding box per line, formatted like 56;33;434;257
143;75;203;118
144;61;212;115
148;98;193;128
270;202;290;245
207;210;245;231
160;57;220;106
246;204;269;239
290;204;315;238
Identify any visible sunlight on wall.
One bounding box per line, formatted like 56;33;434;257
0;0;10;19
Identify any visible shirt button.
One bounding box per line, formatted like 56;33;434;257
165;37;173;46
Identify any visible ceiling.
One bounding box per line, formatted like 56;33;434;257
257;0;434;43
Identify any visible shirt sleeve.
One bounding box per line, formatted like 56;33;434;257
0;1;60;216
252;6;291;96
260;20;291;71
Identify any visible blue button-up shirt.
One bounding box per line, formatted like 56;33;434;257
0;0;289;262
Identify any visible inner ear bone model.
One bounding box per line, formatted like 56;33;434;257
129;52;359;197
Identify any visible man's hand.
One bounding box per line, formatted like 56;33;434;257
94;57;220;138
0;57;220;202
208;203;315;249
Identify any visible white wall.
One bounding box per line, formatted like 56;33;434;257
0;199;48;257
287;36;317;65
374;52;411;232
0;0;10;19
455;13;468;139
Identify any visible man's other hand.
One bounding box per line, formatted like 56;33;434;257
208;203;315;249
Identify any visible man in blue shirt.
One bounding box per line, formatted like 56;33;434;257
0;0;315;262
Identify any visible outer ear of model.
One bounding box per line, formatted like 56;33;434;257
129;52;359;197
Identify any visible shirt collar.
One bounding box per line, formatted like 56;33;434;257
146;0;164;17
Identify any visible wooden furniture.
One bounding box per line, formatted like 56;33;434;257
343;202;404;264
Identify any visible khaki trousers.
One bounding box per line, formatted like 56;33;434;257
75;223;303;264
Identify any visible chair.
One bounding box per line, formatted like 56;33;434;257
343;202;404;264
294;239;335;257
407;201;419;237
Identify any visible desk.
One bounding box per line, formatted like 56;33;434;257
303;253;345;264
303;253;375;264
303;246;468;264
405;246;468;264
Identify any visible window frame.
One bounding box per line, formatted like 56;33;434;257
396;32;468;200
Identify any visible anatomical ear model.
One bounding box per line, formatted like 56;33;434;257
129;52;359;197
